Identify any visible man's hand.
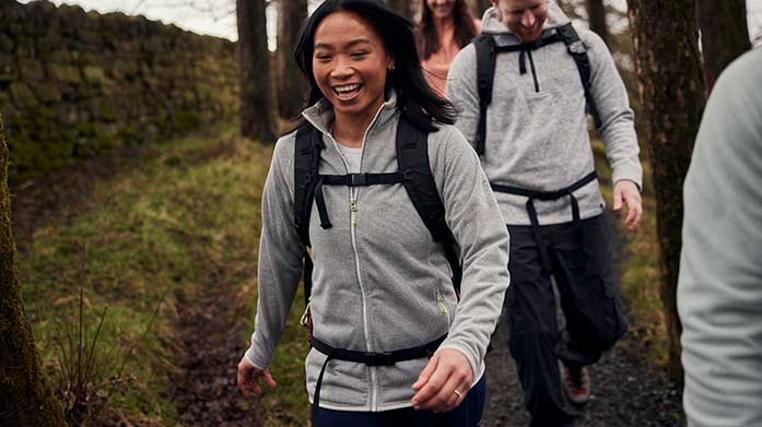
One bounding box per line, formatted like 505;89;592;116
613;180;642;232
411;348;473;413
237;357;277;398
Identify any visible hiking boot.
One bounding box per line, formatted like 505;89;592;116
560;362;591;406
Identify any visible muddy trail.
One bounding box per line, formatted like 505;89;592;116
171;265;260;426
483;320;683;426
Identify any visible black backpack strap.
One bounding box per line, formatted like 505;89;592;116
395;117;462;294
473;34;497;156
556;23;603;129
294;124;323;306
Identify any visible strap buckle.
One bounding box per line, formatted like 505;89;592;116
347;173;367;187
568;40;586;54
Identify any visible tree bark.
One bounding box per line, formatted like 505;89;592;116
237;0;275;142
388;0;416;21
0;114;66;426
586;0;609;46
470;0;492;18
277;0;308;119
627;0;705;382
696;0;750;93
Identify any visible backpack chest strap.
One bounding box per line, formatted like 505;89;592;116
314;172;404;229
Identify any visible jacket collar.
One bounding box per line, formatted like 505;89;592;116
301;90;399;138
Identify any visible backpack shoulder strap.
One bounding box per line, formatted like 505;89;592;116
293;123;322;307
473;34;497;156
395;117;462;293
556;23;603;129
294;123;323;247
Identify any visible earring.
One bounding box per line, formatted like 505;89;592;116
389;65;396;72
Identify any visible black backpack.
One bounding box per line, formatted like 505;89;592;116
472;22;602;155
292;116;462;311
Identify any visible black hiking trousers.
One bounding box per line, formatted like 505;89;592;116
502;214;627;427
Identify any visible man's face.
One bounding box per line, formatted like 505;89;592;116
491;0;549;42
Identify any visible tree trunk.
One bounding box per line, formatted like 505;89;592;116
627;0;705;382
470;0;492;19
586;0;609;46
237;0;275;142
277;0;308;119
388;0;416;21
0;114;66;426
696;0;750;92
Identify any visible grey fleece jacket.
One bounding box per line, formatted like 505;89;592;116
678;49;762;427
244;93;510;411
447;3;642;225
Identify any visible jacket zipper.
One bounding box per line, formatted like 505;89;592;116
330;102;391;411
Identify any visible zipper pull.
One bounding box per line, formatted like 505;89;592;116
437;293;448;318
350;200;358;226
300;301;311;327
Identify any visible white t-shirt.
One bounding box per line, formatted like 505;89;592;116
336;143;363;173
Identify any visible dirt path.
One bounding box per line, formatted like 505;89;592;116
171;265;261;426
483;319;683;426
482;213;683;426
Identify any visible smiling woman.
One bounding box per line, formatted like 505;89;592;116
235;1;511;426
311;11;393;146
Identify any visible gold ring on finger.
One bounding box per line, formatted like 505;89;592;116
453;389;463;398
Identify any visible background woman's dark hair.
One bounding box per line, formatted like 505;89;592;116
294;0;455;132
417;0;478;60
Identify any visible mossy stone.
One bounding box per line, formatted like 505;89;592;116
9;82;37;108
32;82;61;103
47;63;81;84
82;65;106;84
18;59;44;82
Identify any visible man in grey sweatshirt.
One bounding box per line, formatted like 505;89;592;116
447;0;643;425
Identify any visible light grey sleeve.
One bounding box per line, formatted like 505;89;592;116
244;135;304;370
584;30;643;189
678;49;762;427
446;44;480;148
431;126;510;377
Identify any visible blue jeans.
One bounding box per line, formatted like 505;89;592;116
312;376;486;426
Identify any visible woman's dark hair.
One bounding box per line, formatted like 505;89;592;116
294;0;455;131
417;0;478;60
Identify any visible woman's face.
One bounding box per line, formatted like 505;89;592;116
426;0;456;20
312;11;393;123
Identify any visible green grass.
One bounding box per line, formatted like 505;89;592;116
18;123;310;425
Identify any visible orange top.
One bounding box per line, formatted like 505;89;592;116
421;19;481;96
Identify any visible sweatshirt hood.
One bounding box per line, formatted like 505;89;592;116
481;1;571;40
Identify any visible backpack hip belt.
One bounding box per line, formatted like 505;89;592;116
491;171;597;271
310;334;447;415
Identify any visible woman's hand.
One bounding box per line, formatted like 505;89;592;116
411;348;473;413
237;357;277;398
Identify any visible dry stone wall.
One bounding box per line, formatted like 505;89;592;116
0;0;239;182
